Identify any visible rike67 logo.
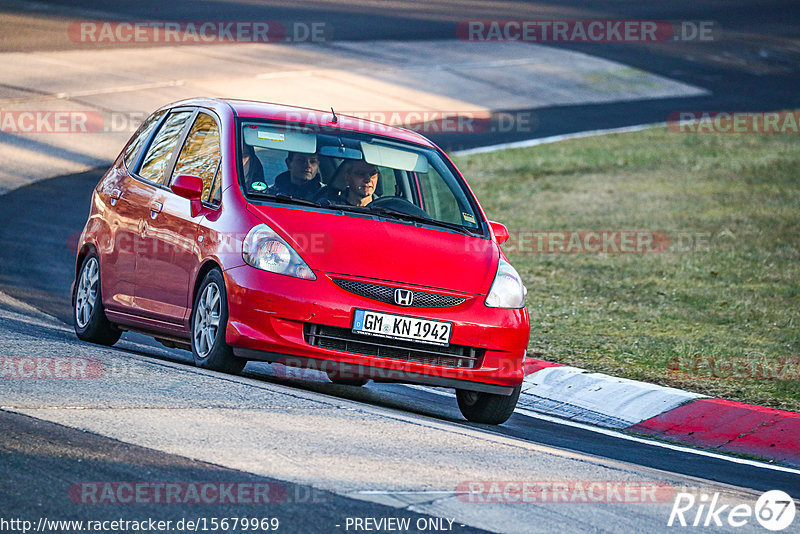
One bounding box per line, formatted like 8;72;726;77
668;490;796;531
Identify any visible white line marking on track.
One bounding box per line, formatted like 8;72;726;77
0;80;186;105
451;123;665;156
402;384;800;476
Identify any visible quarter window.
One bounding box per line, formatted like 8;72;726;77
123;110;166;169
138;110;193;184
171;112;221;203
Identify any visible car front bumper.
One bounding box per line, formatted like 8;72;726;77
223;265;530;394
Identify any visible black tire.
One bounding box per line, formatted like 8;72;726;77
456;385;521;425
190;269;246;374
73;253;121;346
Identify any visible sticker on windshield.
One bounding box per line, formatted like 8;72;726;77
258;131;285;142
251;181;268;191
463;212;476;224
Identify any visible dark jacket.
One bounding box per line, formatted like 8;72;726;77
269;171;323;200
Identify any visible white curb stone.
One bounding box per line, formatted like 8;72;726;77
519;365;705;429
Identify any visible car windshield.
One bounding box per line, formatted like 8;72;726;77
237;121;484;234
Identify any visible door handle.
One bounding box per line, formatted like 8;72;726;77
150;201;163;219
109;188;121;206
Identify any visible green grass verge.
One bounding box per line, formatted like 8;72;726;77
453;126;800;412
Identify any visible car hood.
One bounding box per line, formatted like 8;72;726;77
247;204;498;294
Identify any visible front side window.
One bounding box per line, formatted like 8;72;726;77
138;110;193;185
237;122;484;234
417;164;469;226
123;110;166;169
171;112;221;203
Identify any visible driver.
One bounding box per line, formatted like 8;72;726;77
269;151;323;199
315;160;379;206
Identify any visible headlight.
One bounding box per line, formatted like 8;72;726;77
242;224;316;280
485;257;526;308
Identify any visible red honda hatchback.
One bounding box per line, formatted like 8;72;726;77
72;98;530;424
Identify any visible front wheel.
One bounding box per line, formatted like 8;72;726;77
456;385;521;425
191;269;246;374
74;253;121;346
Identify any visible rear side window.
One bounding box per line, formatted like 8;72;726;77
171;112;221;203
138;110;193;184
123;110;165;169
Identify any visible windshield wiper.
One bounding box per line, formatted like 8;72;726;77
273;193;319;207
369;206;479;236
317;201;371;214
248;192;319;207
369;206;430;224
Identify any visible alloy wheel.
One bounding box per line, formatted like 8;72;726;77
194;282;221;358
75;257;99;328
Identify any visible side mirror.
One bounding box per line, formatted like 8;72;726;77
171;174;204;217
488;221;510;244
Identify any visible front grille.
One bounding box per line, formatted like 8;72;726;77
332;278;466;308
304;324;483;369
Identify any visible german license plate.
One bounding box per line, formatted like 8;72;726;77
352;309;452;346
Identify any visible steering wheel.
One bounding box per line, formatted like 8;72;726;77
369;196;430;218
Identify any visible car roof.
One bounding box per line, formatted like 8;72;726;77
171;97;437;149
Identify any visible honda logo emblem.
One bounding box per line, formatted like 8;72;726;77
394;288;414;306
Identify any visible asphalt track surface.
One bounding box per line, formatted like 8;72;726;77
2;1;800;532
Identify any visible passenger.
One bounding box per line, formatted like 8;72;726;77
315;160;379;207
241;143;266;192
269;152;323;199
